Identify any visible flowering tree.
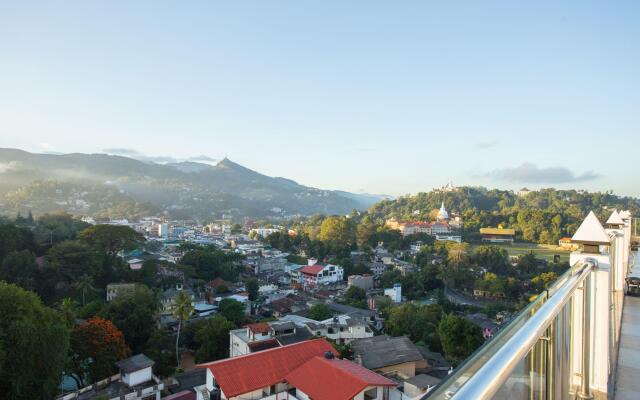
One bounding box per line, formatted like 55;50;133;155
69;316;131;385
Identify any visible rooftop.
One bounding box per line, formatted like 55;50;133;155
115;354;154;373
198;339;337;398
352;335;424;370
285;356;396;400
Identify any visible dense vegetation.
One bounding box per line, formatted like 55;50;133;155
368;187;639;244
0;215;253;399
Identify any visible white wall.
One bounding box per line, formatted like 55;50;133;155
122;367;152;387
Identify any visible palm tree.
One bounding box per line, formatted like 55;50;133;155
73;275;98;306
173;290;194;366
60;298;78;328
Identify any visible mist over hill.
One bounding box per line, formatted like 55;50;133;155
0;148;386;220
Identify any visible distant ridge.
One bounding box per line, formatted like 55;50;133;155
0;148;385;219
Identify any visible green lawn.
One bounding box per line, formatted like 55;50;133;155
470;243;571;263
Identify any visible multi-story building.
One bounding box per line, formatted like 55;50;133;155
298;262;343;289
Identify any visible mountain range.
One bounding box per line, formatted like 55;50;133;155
0;148;390;220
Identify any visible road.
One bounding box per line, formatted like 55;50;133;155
444;286;487;307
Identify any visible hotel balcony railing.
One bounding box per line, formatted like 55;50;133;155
425;213;633;400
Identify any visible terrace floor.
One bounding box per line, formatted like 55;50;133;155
614;251;640;400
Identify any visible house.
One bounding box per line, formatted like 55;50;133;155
384;283;402;303
479;227;516;244
198;339;398;400
403;374;441;397
352;335;427;379
106;283;136;302
518;187;532;197
348;274;374;291
161;284;195;314
229;323;279;357
298;262;343;289
57;354;164;400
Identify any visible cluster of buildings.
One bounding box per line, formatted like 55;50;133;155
385;202;461;241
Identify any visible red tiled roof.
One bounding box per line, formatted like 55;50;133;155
285;356;396;400
246;322;270;334
198;339;337;398
300;265;324;275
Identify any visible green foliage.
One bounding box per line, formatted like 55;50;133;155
308;303;333;321
0;250;38;291
0;223;36;264
180;247;244;282
437;314;484;364
218;298;246;326
32;212;90;249
99;286;158;353
330;341;353;360
386;303;444;351
244;277;259;302
143;328;177;377
0;281;69;400
369;187;639;244
78;225;145;257
192;315;236;363
341;286;367;309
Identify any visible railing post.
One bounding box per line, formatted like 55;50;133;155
577;271;593;400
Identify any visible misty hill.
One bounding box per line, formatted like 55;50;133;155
0;148;385;220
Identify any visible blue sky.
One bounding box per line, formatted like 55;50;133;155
1;1;638;196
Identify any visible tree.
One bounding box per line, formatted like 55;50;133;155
0;250;38;291
0;223;36;264
173;290;194;366
308;303;332;321
143;328;177;377
60;297;78;328
73;275;99;306
69;316;130;385
319;216;354;246
100;286;157;353
78;225;145;257
245;277;259;302
342;286;367;309
192;316;236;362
437;314;483;364
0;281;69;399
218;298;246;326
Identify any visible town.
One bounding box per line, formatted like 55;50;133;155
3;182;637;400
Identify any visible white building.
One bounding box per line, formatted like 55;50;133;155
57;354;163;400
298;261;343;289
384;283;403;303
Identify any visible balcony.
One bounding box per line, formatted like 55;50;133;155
424;212;637;400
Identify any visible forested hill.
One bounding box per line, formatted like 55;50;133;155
367;187;639;243
0;148;385;220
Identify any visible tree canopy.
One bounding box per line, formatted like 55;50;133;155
0;282;69;400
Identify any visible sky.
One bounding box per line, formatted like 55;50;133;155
1;1;639;197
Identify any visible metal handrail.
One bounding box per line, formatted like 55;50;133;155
450;260;596;400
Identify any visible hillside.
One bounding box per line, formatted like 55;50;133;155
0;148;384;220
367;186;640;243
